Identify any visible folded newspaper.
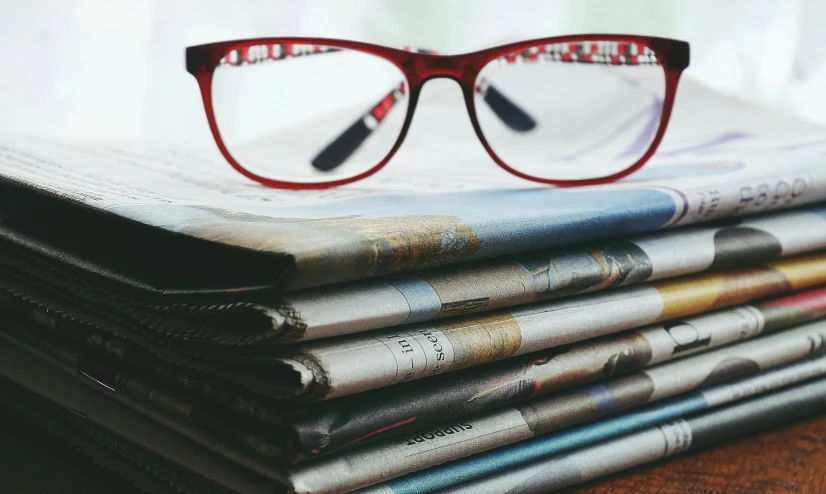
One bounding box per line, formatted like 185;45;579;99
0;79;825;493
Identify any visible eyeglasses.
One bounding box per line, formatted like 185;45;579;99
186;36;689;190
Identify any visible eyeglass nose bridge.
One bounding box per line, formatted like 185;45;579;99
407;53;476;86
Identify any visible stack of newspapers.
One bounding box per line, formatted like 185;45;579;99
1;80;826;494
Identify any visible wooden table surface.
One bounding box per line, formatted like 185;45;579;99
1;406;824;494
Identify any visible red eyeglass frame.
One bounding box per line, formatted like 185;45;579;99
186;35;690;190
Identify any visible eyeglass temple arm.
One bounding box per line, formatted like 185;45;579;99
310;47;538;171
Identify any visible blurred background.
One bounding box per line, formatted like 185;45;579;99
1;0;823;145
